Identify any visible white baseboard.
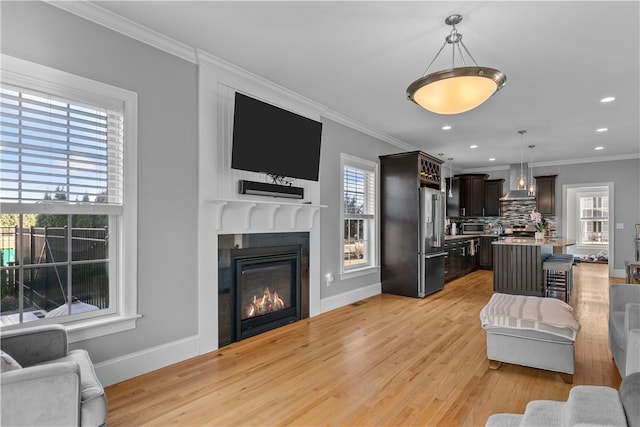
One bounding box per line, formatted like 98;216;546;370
612;268;625;279
320;282;381;314
94;335;200;387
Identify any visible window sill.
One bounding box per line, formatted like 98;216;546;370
65;313;142;343
341;265;379;280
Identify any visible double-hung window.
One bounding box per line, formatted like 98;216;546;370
0;55;138;340
578;193;609;246
341;153;377;278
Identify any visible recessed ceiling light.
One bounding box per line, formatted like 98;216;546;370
470;145;478;149
596;128;608;132
442;125;452;130
600;96;615;103
595;146;604;150
489;158;496;161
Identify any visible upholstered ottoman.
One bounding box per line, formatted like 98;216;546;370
480;293;580;383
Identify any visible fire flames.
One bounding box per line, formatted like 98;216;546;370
246;287;286;318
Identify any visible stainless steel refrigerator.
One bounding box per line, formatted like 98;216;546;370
418;186;446;297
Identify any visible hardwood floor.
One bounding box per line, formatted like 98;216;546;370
105;263;623;426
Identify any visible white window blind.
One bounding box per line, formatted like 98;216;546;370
1;84;124;209
343;166;375;218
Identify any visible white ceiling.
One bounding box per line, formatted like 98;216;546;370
90;1;640;171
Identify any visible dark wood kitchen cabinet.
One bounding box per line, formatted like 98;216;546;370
379;151;443;297
484;179;504;216
534;175;557;215
479;235;498;269
457;174;488;216
445;177;460;217
444;237;479;281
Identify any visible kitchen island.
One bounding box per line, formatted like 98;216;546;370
492;237;575;296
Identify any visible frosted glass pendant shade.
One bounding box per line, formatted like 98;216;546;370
407;67;506;115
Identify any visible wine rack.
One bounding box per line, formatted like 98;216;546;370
419;153;442;186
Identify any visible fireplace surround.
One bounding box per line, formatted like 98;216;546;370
218;232;309;346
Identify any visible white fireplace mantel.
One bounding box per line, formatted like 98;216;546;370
206;198;326;232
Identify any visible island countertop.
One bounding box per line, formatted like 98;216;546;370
492;237;575;247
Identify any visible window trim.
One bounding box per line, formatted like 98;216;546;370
340;153;378;280
1;54;140;342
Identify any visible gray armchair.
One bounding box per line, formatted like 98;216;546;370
609;284;640;378
0;324;107;426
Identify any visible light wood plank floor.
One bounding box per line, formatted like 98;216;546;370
105;263;623;426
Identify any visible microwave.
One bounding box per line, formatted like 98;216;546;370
461;222;485;235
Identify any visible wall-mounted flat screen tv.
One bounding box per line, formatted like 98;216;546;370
231;92;323;182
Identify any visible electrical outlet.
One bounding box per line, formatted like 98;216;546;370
325;273;334;287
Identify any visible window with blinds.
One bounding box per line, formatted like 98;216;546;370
1;84;124;209
342;155;377;272
0;71;129;327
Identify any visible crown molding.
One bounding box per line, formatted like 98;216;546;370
46;1;197;64
462;165;511;173
461;153;639;173
533;152;640;168
196;49;327;119
321;109;417;152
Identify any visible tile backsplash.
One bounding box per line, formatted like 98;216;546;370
451;199;556;232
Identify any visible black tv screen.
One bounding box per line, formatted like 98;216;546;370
231;92;323;182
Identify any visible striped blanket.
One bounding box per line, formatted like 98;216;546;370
480;293;580;341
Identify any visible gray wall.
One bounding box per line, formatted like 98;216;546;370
532;158;640;270
1;1;199;362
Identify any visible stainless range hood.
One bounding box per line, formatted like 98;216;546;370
499;189;535;201
499;164;536;201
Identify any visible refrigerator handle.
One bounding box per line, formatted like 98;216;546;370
424;252;447;259
433;193;443;248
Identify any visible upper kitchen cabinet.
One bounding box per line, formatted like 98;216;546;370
534;175;557;215
457;174;488;216
445;177;460;217
484;179;505;216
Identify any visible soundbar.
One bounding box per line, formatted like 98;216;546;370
238;180;304;199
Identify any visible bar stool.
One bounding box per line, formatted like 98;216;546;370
543;256;573;303
547;253;574;262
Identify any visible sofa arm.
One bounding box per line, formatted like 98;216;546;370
627;329;640;376
625;303;640;331
0;324;68;367
561;385;627;426
625;303;640;376
609;284;640;314
620;372;640;427
1;361;81;427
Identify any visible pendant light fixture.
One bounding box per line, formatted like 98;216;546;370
448;158;454;197
406;14;507;115
528;144;536;196
517;130;527;190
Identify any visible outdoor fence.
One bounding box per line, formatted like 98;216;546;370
1;226;109;313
